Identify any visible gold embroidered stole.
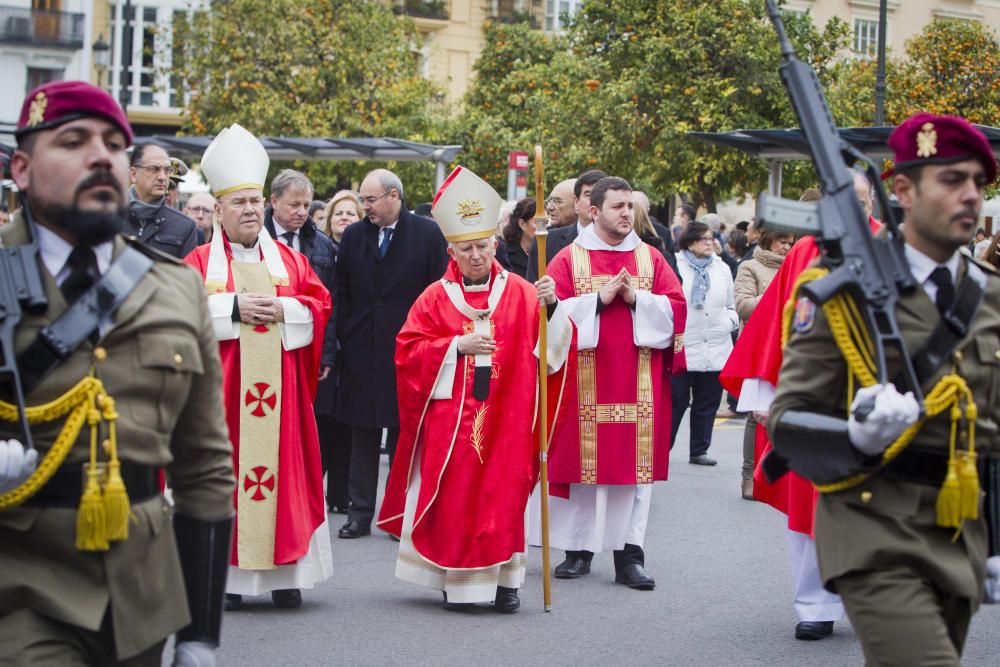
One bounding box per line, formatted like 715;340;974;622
570;243;655;484
232;261;282;569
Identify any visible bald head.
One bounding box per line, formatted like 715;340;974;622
853;171;875;219
359;168;404;227
546;178;577;228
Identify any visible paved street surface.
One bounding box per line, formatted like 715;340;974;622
212;415;999;666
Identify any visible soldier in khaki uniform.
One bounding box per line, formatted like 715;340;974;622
769;114;1000;665
0;81;234;666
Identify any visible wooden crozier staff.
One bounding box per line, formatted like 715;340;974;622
533;145;553;612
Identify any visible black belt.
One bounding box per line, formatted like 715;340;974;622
24;463;160;507
881;447;984;487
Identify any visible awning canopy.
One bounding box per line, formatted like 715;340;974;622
688;125;1000;161
134;135;461;165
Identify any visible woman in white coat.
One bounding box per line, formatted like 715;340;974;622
670;221;740;465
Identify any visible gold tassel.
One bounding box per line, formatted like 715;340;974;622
76;405;108;551
99;395;129;541
936;404;963;529
958;401;979;521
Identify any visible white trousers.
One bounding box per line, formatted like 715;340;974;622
528;483;651;553
785;527;844;622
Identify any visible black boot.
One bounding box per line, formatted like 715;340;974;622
224;594;242;611
554;550;593;579
271;588;302;609
613;544;655;590
442;591;474;611
494;586;520;613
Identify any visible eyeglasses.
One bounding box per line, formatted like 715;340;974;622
545;198;567;206
135;164;172;175
186;206;213;215
360;190;392;205
698;236;715;242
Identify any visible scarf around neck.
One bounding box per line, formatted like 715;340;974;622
683;250;713;309
752;245;786;269
129;186;164;218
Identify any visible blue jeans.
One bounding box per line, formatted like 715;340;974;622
669;371;724;458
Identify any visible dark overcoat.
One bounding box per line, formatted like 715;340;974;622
335;207;448;428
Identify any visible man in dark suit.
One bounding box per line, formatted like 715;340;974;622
263;169;337;384
335;169;448;538
526;169;607;282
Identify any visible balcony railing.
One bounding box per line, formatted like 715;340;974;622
393;1;449;21
0;5;85;49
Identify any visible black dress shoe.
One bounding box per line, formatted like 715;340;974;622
338;520;371;539
442;592;474;611
494;586;520;613
554;557;591;579
689;454;718;466
615;564;656;590
224;594;242;611
795;620;834;640
271;588;302;609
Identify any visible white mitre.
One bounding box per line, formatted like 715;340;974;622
431;166;504;243
201;123;270;197
200;124;287;291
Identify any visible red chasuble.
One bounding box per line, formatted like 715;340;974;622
545;242;686;491
184;239;331;565
377;260;574;569
720;217;881;535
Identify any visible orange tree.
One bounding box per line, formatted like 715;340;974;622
828;19;1000;127
170;0;446;200
458;0;849;210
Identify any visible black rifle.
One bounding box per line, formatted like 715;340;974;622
759;0;923;482
0;202;48;450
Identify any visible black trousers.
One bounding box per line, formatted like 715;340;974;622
669;370;724;458
566;545;644;570
317;413;352;509
346;426;399;526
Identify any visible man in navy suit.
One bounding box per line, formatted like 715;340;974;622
526;169;607;282
335;169;448;538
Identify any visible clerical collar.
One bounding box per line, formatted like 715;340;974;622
36;223;113;281
574;223;641;252
226;233;262;263
462;274;491;292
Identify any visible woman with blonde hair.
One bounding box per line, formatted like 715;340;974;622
322;190;364;244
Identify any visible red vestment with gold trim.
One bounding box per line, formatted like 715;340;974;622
546;243;686;491
184;240;331;565
377;260;574;569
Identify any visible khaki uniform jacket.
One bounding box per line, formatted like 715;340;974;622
770;254;999;601
0;217;234;659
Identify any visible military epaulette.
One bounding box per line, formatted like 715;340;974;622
122;234;184;264
968;254;999;276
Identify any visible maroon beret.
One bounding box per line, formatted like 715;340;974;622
887;113;996;184
15;80;133;145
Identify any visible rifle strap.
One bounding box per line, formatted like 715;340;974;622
18;246;154;394
910;260;986;387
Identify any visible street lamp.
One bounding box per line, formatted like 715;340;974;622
93;34;110;90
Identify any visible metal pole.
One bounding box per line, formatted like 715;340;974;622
768;160;783;197
433;151;446;192
874;0;888;125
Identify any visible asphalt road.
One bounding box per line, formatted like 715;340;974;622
209;415;1000;666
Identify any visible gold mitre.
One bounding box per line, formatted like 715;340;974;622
200;123;270;197
431;166;503;243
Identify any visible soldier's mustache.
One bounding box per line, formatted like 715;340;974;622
75;169;123;199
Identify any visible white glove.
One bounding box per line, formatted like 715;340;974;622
173;641;216;667
0;439;38;494
847;384;920;457
985;556;1000;604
